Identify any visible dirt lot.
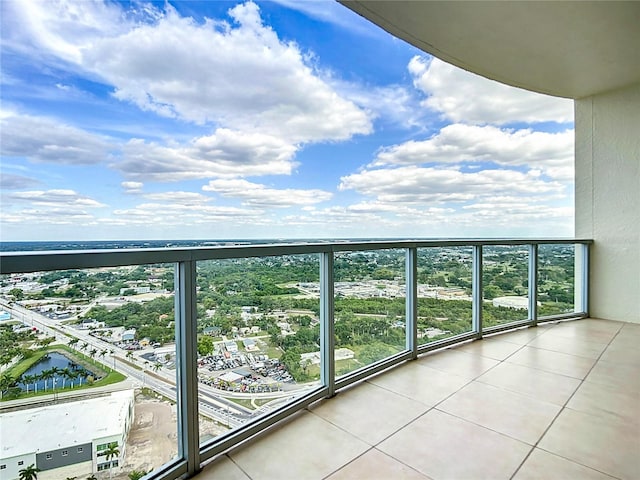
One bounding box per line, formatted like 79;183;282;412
115;391;228;478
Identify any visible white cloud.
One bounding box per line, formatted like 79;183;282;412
339;166;565;204
6;1;372;144
408;56;573;125
109;202;263;227
373;124;574;180
0;113;111;165
8;189;105;207
203;179;332;207
116;128;298;181
142;191;212;205
121;181;143;194
1;208;96;225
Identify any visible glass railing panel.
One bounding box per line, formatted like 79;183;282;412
195;255;321;446
538;244;576;317
416;246;473;344
333;249;406;378
0;264;178;480
482;245;530;328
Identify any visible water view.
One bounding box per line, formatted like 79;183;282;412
17;352;94;393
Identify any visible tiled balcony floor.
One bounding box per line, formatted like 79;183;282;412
196;318;640;480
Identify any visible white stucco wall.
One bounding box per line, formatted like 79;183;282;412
575;82;640;323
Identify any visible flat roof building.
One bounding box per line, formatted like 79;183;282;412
0;390;134;480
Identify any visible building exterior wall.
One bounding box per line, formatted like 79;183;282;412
575;82;640;323
0;453;35;480
36;443;92;471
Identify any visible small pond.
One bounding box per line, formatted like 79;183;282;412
18;352;96;393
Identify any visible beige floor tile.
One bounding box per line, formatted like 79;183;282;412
229;411;369;480
416;349;499;380
438;381;561;444
527;333;607;359
585;360;640;395
327;448;431;480
378;409;530;480
367;362;469;407
544;320;620;343
448;337;524;360
567;380;640;426
600;344;640;367
619;322;640;337
310;381;428;445
490;327;545;345
506;346;597;379
539;408;640;480
476;362;581;405
513;448;616;480
197;455;251;480
609;333;640;350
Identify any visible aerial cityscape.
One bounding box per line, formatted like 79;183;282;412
0;242;576;479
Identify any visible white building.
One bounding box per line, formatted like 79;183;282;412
0;390;134;480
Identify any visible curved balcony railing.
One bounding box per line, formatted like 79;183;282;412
0;238;591;479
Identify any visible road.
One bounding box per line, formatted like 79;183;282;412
0;298;250;428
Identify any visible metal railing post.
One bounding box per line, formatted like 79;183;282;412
175;260;200;477
406;248;418;359
528;244;539;326
472;245;483;338
576;242;590;315
320;252;336;398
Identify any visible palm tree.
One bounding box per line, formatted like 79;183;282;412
68;338;79;348
126;351;134;361
18;463;40;480
100;349;108;361
0;373;16;399
104;443;120;477
49;366;61;390
152;362;162;373
89;348;97;361
80;342;89;352
39;369;51;391
60;367;72;388
86;475;97;480
21;374;35;393
67;369;79;388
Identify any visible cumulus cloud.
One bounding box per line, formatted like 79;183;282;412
116;128;298;181
340;166;564;204
0;113;111;165
5;1;372;144
409;56;573;125
373;124;574;180
203;179;332;207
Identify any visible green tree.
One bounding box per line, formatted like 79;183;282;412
197;335;214;356
9;288;24;300
18;464;40;480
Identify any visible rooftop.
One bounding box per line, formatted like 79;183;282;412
197;318;640;479
0;389;134;458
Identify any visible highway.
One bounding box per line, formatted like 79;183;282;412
0;298;249;428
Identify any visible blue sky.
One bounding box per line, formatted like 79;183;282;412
0;0;574;241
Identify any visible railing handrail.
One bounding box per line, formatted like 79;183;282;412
0;238;593;274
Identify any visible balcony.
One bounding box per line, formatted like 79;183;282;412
5;238;630;480
197;317;640;480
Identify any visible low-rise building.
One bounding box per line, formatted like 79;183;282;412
0;390;134;480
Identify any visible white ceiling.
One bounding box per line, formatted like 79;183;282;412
341;1;640;99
